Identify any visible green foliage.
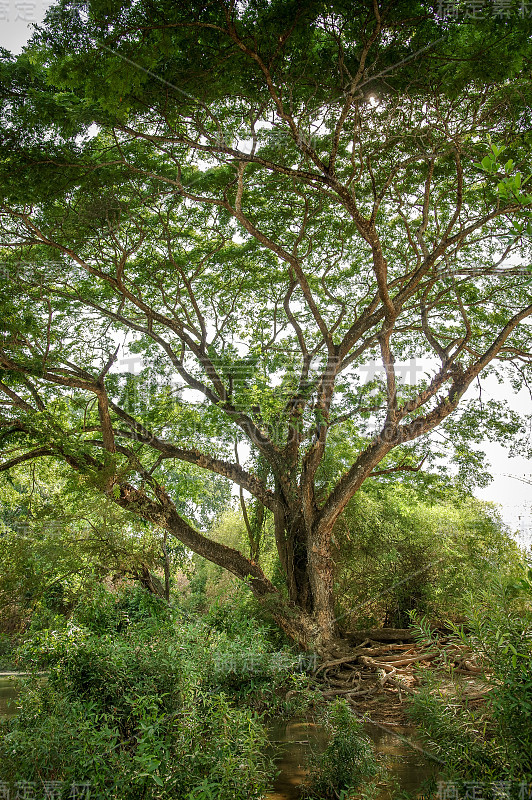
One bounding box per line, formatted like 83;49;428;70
407;675;504;782
0;0;531;665
408;573;532;784
175;584;312;709
334;483;524;628
180;511;252;610
456;576;532;777
0;461;176;618
475;138;532;208
302;701;379;800
1;586;304;799
71;584;169;635
179;508;291;647
0;3;531;512
0;633;17;669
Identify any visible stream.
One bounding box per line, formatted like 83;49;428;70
0;675;24;718
0;673;49;718
266;717;439;800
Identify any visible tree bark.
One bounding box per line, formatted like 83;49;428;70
307;522;340;645
162;535;170;603
134;564;166;598
274;509;340;650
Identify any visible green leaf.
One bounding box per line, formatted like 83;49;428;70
491;143;505;158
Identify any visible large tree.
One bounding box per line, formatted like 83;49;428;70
0;0;531;649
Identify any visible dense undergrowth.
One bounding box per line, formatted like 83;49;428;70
1;479;531;799
407;574;532;797
0;585;380;800
1;570;531;799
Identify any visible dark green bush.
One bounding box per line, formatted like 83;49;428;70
70;584;170;635
460;574;532;778
1;586;312;799
302;701;379;799
0;633;17;669
334;484;524;629
407;675;504;781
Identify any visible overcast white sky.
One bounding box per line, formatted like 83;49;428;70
1;8;530;546
0;4;47;52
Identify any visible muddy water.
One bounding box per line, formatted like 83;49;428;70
0;673;48;719
0;676;21;718
367;722;440;799
266;719;327;800
266;718;439;800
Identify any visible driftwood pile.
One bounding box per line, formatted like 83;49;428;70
313;629;490;719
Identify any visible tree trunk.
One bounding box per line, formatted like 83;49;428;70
273;513;340;651
307;522;340;647
114;482;341;652
135;564;166;598
162;535;170;603
286;513;313;610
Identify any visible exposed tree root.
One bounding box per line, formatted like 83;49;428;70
312;632;488;723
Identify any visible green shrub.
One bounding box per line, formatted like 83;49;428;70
407;674;504;781
70;584;170;634
408;572;532;785
334;484;525;628
2;590;308;799
0;677;274;800
457;574;532;778
0;633;17;669
302;701;379;799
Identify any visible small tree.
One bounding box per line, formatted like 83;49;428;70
0;1;531;648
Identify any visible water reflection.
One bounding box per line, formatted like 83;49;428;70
0;673;47;719
266;719;327;800
266;718;439;800
366;722;440;799
0;676;21;718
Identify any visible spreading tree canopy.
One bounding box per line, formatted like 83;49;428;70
0;0;531;647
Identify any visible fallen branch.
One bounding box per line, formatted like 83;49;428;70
462;688;493;701
370;651;438;668
322;686;376;698
348;628;416;644
358;655;418;697
353;643;416;658
385;676;417;696
453;666;484;675
314;651;365;677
